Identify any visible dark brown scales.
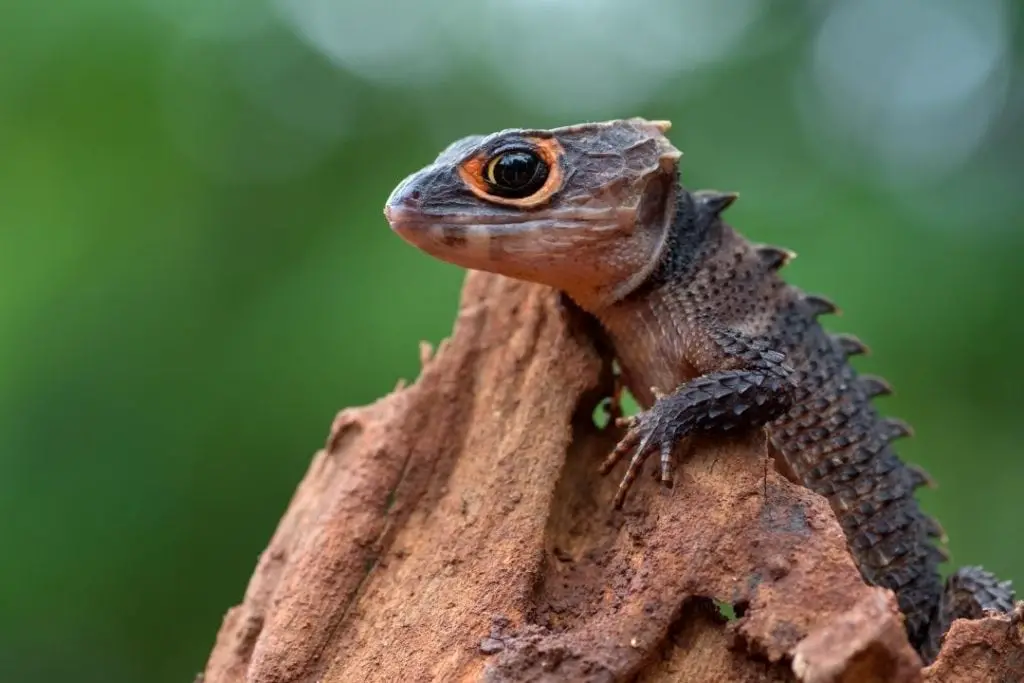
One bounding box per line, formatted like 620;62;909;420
759;267;944;649
602;188;1014;657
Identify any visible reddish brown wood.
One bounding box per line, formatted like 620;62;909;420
201;272;1021;683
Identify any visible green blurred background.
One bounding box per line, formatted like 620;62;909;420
2;0;1022;680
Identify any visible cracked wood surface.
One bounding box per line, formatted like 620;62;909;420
202;271;1023;683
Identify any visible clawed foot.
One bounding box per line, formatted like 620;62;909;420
599;387;682;509
597;366;792;510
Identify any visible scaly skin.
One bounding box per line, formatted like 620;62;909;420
382;118;1016;659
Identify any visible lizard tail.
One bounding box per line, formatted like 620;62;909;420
920;565;1017;662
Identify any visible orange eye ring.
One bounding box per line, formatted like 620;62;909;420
458;136;564;208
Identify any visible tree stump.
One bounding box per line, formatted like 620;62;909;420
201;272;1023;683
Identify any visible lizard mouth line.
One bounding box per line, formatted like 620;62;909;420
385;208;617;236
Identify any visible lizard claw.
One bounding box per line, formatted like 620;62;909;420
600;400;683;508
598;425;639;475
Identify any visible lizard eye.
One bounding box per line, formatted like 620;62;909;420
484;148;549;198
457;136;563;207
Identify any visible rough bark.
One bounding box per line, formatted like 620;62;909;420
201;272;1023;683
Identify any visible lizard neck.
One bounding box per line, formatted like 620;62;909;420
591;283;697;408
585;184;721;407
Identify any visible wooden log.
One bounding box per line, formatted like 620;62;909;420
201;271;1022;683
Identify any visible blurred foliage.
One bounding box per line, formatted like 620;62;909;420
1;1;1023;681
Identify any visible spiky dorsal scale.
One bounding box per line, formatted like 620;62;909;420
753;243;797;271
803;293;841;317
859;374;893;398
833;333;870;357
880;417;914;442
693;189;738;217
908;464;936;491
924;515;947;544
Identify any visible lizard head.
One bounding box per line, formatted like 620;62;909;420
384;118;682;309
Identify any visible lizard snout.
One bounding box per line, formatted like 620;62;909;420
384;175;423;217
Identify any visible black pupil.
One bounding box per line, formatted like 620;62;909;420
493;151;544;192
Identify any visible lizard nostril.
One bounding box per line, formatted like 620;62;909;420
385;174;426;214
393;187;422;210
384;180;427;227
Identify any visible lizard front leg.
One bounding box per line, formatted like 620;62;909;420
600;337;796;509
